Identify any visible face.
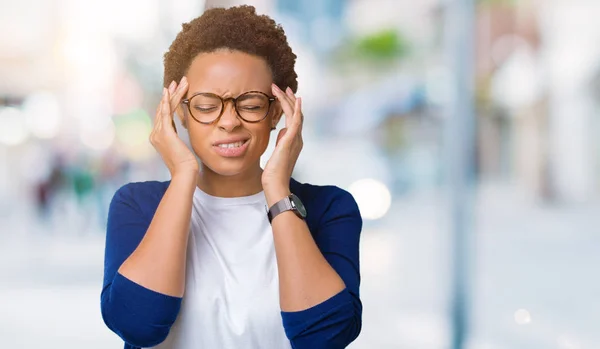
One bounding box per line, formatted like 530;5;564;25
176;50;282;177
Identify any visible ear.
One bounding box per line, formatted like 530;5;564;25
175;105;188;129
270;103;284;130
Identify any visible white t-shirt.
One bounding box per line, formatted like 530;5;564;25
151;187;292;349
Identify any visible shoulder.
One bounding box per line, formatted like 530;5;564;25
111;180;170;217
291;178;358;211
290;178;361;228
114;180;170;201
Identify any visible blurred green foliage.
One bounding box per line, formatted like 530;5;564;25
330;28;410;74
353;29;409;60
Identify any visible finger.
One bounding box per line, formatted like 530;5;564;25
285;87;297;103
170;76;189;111
161;88;172;129
284;87;298;123
272;84;293;110
162;87;180;134
284;88;300;127
287;97;302;135
294;97;303;133
278;99;302;145
272;84;295;127
280;87;296;113
154;88;167;127
168;81;177;95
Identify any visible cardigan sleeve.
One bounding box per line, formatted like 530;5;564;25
100;183;181;348
281;189;363;349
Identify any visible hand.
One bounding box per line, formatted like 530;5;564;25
150;77;198;178
262;84;304;195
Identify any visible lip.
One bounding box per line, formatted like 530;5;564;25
212;139;250;158
212;136;250;146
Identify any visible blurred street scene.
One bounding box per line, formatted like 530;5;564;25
1;0;600;348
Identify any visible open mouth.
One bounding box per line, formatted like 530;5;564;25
212;139;250;157
215;140;248;149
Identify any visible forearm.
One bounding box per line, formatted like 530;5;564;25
266;188;345;312
118;172;196;297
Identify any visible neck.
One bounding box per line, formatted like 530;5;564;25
196;163;264;198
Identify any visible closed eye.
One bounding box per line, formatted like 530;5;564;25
239;106;262;111
194;106;219;112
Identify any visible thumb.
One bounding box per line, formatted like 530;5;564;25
275;128;288;146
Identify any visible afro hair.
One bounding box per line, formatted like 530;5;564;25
163;5;298;93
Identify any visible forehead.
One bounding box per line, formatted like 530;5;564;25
186;50;273;96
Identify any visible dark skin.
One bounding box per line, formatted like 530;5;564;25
120;49;345;312
174;49;294;199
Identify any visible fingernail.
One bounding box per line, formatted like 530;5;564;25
286;87;292;94
163;87;167;96
169;81;176;93
180;76;187;85
272;83;281;91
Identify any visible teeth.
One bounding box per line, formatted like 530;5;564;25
218;141;244;148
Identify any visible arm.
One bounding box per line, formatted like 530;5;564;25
102;78;197;347
101;174;196;347
263;85;361;348
266;189;362;349
118;173;196;296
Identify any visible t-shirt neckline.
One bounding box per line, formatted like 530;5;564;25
193;186;266;206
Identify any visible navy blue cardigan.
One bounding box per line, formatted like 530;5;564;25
101;178;362;349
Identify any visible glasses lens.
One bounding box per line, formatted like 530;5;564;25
235;93;270;122
189;94;222;123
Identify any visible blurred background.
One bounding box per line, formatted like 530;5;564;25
1;0;599;348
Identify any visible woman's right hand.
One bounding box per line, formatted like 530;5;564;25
150;77;199;178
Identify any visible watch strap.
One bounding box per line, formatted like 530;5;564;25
267;196;293;223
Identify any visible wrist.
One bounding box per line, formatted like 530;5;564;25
171;170;197;186
264;186;291;207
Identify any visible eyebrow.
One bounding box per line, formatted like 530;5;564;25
187;90;272;98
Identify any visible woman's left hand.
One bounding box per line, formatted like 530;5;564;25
262;84;303;198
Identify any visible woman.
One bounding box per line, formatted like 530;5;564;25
101;5;362;349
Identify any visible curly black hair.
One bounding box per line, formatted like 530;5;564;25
163;5;298;93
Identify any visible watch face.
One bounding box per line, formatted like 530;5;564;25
290;194;307;218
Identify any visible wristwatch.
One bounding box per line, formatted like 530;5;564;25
267;193;307;223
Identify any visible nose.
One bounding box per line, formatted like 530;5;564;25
216;101;242;132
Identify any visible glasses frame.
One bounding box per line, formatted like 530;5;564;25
181;91;276;125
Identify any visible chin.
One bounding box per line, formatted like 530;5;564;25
202;157;258;177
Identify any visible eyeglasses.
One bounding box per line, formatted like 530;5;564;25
181;91;276;125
